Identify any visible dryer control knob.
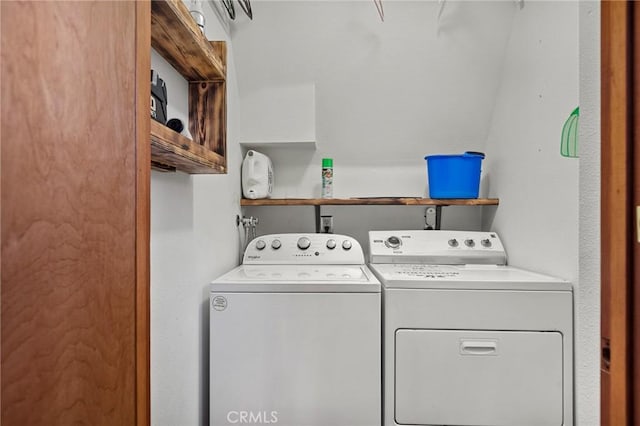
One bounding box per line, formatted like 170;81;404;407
448;239;459;247
385;236;401;249
481;239;492;248
297;237;311;250
271;239;282;250
464;239;475;247
255;240;266;250
326;239;337;250
342;240;353;250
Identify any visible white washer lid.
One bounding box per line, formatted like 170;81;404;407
368;264;571;291
211;265;381;293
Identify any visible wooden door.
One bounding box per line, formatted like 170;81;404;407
633;3;640;424
601;1;630;424
1;1;150;425
600;1;640;425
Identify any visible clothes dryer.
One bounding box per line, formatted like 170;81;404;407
368;230;573;426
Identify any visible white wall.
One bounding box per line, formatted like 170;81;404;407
483;1;578;280
233;0;515;169
151;3;242;425
577;1;600;424
234;1;517;240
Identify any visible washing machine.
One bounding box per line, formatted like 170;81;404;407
368;230;573;426
210;233;381;426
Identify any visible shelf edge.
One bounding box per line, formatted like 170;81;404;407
150;120;226;174
240;198;500;206
239;140;317;150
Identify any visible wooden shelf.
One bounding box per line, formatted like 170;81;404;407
239;140;317;150
151;0;225;81
150;0;227;174
150;120;225;174
240;197;500;206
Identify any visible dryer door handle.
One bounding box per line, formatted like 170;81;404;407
459;340;498;356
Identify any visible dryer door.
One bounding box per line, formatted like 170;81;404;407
395;329;563;426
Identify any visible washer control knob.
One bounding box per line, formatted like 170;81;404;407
385;236;401;249
448;238;459;247
271;239;282;250
342;240;353;250
255;240;266;250
326;239;337;250
481;239;492;248
464;239;475;248
297;237;311;250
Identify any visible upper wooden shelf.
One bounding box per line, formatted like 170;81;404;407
149;0;227;174
240;198;499;206
151;0;225;81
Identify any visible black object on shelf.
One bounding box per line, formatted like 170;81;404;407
150;69;167;125
167;118;184;133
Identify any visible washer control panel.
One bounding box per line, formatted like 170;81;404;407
369;230;507;265
244;233;365;265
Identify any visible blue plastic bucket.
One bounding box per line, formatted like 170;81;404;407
425;152;485;199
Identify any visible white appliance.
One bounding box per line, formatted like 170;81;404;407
368;230;573;426
210;233;381;426
242;150;273;199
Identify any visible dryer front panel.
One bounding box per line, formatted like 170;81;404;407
395;329;563;426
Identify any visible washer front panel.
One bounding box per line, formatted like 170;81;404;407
210;292;381;426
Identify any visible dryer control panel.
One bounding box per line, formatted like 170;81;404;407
369;230;507;265
244;233;365;265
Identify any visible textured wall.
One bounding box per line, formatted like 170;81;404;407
483;1;579;279
150;3;243;425
577;1;601;425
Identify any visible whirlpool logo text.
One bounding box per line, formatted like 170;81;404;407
226;411;279;424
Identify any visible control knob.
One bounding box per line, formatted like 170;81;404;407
342;240;352;250
448;239;459;247
464;239;475;247
385;236;401;249
481;239;492;248
297;237;311;250
271;239;282;250
326;239;337;250
255;240;266;250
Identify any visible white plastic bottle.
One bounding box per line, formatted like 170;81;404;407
189;0;206;34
